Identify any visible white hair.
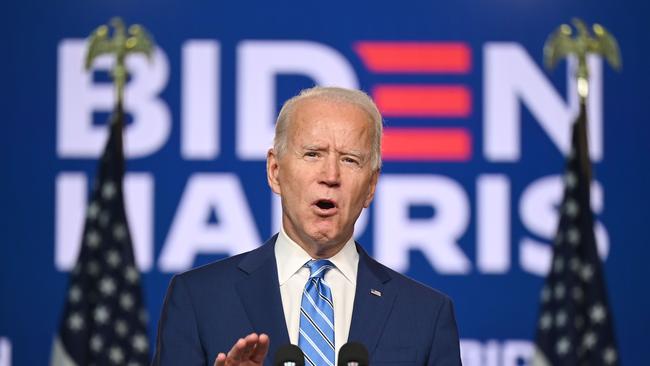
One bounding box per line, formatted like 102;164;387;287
273;86;383;171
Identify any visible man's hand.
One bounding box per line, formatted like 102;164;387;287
213;333;270;366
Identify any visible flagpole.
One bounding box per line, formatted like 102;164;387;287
532;18;622;366
51;18;156;366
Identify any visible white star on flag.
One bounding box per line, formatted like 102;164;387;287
102;182;117;200
68;286;82;303
556;337;570;355
113;224;127;241
99;277;116;296
581;264;594;282
120;293;135;310
108;346;124;363
590;304;606;324
67;313;84;331
565;199;579;217
87;201;100;220
540;312;552;330
94;305;110;324
583;332;597;350
106;250;122;268
90;334;103;352
86;230;101;249
125;266;139;284
603;347;617;364
133;334;149;353
115;319;129;337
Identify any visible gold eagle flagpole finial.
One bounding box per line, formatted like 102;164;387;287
85;17;155;107
544;19;621;183
544;18;621;103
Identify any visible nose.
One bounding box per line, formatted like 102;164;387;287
319;155;341;188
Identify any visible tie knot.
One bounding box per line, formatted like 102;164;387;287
307;259;334;280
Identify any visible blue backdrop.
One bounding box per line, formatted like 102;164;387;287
2;0;649;365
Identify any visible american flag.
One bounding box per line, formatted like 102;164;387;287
532;104;619;366
51;104;150;366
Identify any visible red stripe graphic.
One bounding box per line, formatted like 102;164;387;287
373;85;471;118
382;128;472;161
354;42;471;73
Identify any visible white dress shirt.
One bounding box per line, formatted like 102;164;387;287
274;228;359;363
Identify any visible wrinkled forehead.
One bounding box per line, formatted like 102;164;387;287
288;97;375;137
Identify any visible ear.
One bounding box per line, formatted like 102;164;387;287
267;148;282;195
363;169;380;208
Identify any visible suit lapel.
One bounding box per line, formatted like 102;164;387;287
235;235;290;365
347;244;397;359
234;238;397;363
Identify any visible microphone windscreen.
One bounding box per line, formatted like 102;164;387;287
338;342;369;366
274;344;305;366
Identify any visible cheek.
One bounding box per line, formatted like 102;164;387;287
349;186;369;208
282;180;309;206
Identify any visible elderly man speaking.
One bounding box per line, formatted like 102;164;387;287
152;87;461;366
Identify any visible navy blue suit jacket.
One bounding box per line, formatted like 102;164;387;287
152;236;461;365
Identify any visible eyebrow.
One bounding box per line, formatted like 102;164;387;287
302;145;366;156
342;150;365;159
301;144;327;151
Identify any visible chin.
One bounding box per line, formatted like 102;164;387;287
309;230;337;243
305;229;340;246
305;220;351;247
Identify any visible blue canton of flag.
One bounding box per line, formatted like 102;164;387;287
51;104;150;366
532;104;619;366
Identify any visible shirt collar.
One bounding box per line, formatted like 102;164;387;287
275;228;359;286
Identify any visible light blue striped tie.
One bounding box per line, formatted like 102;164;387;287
299;259;335;366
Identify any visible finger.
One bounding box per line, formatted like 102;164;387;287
238;333;259;361
250;333;270;363
213;353;226;366
227;338;247;362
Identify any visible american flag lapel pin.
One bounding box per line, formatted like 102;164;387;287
370;289;382;297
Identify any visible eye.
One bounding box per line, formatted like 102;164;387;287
304;151;320;158
342;156;360;165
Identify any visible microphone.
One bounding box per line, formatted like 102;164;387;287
274;344;305;366
338;342;369;366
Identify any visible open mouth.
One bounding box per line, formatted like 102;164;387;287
315;199;336;210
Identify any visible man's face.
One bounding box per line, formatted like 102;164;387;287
267;98;379;257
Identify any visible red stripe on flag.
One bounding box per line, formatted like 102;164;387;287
354;42;471;73
373;85;471;118
382;128;472;161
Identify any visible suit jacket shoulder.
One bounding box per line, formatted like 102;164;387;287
152;235;289;366
351;245;461;366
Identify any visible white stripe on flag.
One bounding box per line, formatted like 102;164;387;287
50;337;78;366
530;347;551;366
